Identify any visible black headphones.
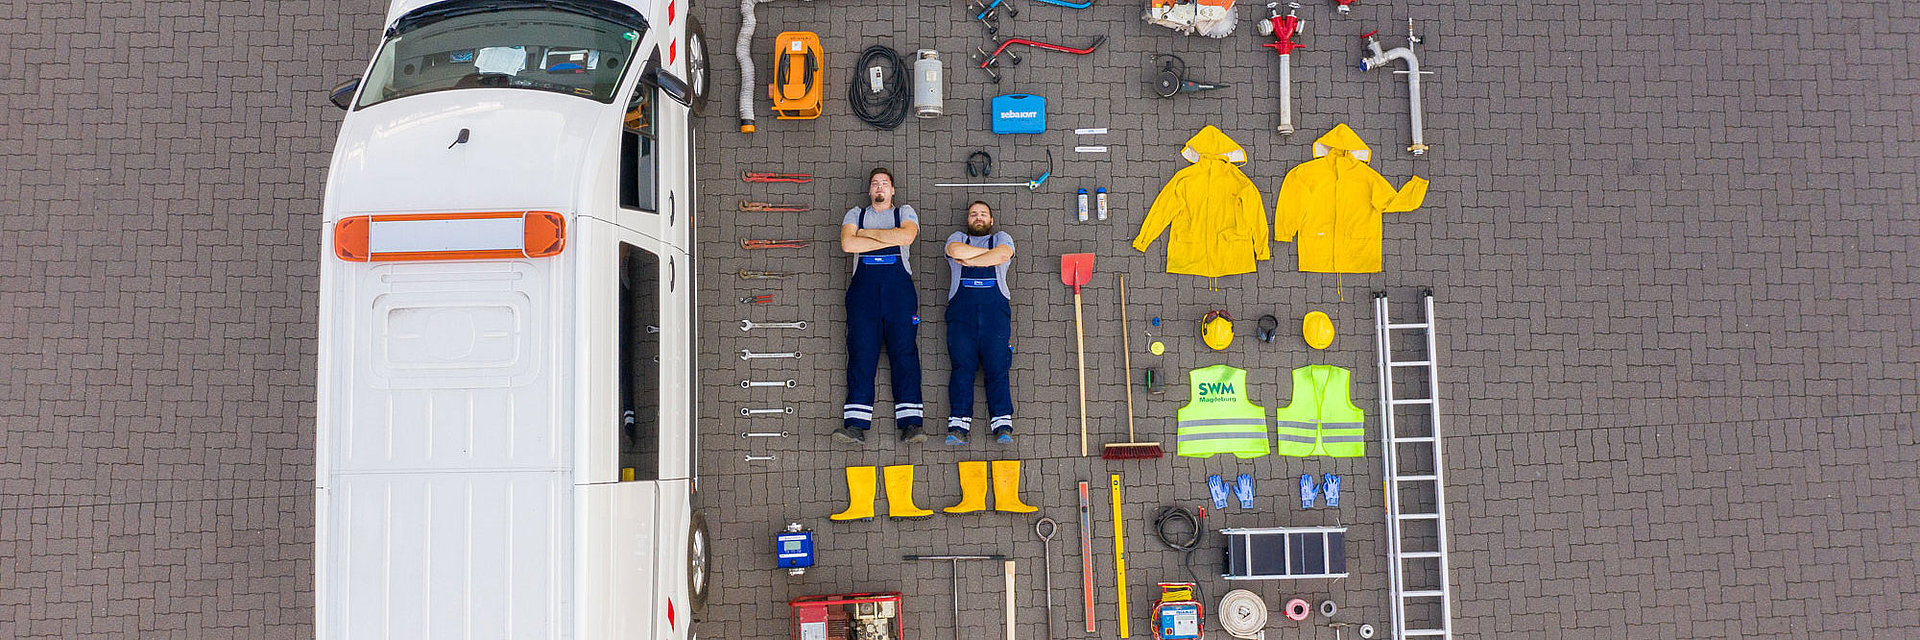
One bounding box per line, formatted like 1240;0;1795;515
966;150;992;177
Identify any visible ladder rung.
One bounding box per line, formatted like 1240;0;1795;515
1400;590;1446;599
1392;436;1436;443
1396;474;1438;482
1397;513;1439;520
1390;360;1433;367
1403;629;1448;637
1387;322;1430;330
1391;398;1435;405
1400;551;1443;559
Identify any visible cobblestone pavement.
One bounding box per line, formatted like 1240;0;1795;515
2;0;1916;637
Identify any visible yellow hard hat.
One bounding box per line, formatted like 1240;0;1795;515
1202;310;1235;351
1303;311;1334;349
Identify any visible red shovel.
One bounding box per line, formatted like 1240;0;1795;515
1060;253;1095;456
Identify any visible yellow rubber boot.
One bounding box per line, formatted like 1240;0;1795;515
944;461;991;514
830;466;878;521
884;464;936;521
991;460;1039;513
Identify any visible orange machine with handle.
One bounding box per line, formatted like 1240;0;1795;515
769;31;823;120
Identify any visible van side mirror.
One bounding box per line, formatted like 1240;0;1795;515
329;78;361;110
640;59;692;108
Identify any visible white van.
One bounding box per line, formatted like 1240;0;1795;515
316;0;712;638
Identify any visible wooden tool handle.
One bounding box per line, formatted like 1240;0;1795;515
1074;291;1089;457
1005;560;1017;640
1119;275;1136;440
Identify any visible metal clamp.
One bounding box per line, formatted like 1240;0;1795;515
740;350;801;360
744;454;778;462
740;407;796;416
741;379;799;388
741;319;808;331
740;431;792;438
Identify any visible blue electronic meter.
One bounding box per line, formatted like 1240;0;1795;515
776;523;814;575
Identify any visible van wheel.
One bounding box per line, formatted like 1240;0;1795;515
688;511;711;613
685;16;711;116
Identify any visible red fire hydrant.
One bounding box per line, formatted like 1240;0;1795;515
1258;3;1305;133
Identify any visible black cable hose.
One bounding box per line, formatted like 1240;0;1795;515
1154;505;1207;606
849;45;910;130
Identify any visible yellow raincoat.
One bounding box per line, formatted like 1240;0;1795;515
1274;124;1429;273
1133;126;1270;278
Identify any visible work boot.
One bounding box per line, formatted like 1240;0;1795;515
946;429;970;446
1323;473;1341;508
944;460;990;514
1299;473;1318;509
1207;474;1230;510
900;425;930;444
883;465;935;520
830;466;878;521
1235;473;1256;509
990;460;1039;513
833;426;867;444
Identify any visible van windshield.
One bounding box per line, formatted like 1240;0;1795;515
357;1;647;108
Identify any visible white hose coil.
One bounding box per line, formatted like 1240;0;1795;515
1218;589;1268;640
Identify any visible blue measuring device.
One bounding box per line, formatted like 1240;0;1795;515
776;524;815;575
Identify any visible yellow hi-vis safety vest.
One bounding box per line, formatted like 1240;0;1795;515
1274;365;1365;457
1176;365;1270;458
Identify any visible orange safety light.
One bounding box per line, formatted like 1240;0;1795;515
334;211;566;262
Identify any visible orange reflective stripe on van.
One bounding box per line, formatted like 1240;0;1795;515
333;211;566;262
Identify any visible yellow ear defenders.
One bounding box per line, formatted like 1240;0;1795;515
966;150;992;177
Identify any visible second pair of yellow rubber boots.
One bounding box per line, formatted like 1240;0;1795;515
944;460;1037;514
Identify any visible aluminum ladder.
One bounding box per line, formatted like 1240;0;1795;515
1373;289;1454;640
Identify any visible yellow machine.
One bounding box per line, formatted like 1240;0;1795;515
769;31;824;120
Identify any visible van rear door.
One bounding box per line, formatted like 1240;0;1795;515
317;255;573;639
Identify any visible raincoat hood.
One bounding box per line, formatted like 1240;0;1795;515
1311;124;1372;163
1135;127;1270;278
1180;125;1249;165
1273;124;1427;274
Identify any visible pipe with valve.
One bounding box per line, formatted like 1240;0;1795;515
1358;19;1431;155
1258;3;1305;135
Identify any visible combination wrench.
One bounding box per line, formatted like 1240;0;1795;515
740;407;796;416
740;319;808;331
740;431;792;438
741;379;799;388
740;350;801;360
744;454;777;462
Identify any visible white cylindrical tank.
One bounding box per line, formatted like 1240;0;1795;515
913;49;944;118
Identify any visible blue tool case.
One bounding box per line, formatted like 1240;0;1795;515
990;94;1047;134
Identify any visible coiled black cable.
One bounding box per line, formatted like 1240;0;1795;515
1154;505;1207;603
849;45;910;130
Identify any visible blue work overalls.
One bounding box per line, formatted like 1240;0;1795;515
945;235;1013;435
843;206;923;431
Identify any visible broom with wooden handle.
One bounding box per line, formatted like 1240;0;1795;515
1104;274;1164;459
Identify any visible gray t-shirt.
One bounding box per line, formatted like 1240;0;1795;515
945;231;1015;300
843;205;919;267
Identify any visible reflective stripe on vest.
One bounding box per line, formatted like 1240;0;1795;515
1176;364;1269;459
1273;364;1365;458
